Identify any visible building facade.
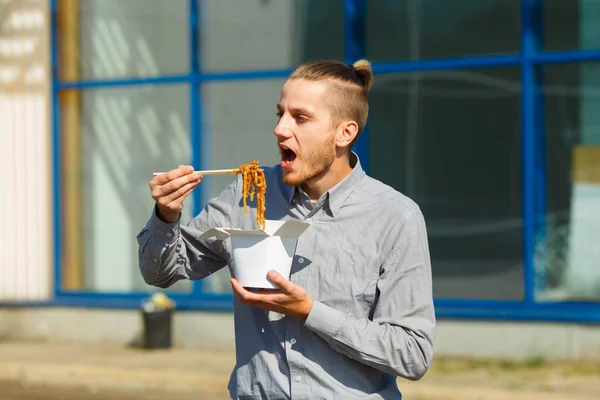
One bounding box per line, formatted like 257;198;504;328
1;0;599;356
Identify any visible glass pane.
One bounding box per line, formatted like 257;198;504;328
59;84;192;293
198;78;285;293
536;62;600;302
544;0;600;51
200;0;343;72
368;67;523;300
58;0;189;81
366;0;520;62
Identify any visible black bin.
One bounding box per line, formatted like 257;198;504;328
142;308;173;349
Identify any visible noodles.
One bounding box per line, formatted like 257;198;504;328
234;161;266;230
233;160;267;230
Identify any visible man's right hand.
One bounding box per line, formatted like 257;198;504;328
149;165;203;223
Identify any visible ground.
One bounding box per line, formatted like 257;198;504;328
0;340;599;399
0;382;222;400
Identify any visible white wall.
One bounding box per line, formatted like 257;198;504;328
0;0;52;301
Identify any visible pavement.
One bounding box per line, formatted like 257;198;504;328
1;339;599;400
0;340;233;399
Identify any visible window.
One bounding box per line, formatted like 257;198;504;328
59;0;189;81
535;62;600;302
369;67;523;300
543;0;600;52
59;85;192;293
366;0;520;62
54;0;345;297
51;0;600;320
200;0;343;72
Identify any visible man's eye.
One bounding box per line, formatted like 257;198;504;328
276;112;283;118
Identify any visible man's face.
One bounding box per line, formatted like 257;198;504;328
275;79;337;187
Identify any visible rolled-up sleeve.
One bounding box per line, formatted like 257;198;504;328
137;177;240;288
304;212;436;381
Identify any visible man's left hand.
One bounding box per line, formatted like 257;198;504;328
230;270;314;320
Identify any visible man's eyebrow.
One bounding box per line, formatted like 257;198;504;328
294;107;315;117
278;105;315;116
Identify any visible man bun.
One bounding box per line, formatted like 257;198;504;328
352;59;373;92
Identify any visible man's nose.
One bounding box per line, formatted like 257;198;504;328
274;119;292;138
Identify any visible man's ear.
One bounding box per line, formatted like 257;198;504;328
336;121;359;149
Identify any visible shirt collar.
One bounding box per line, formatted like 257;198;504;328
284;152;365;216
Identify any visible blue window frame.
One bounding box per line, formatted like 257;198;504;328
41;0;600;323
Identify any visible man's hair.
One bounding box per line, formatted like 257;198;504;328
288;59;373;148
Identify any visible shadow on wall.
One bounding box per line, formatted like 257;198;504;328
59;0;192;293
64;0;340;294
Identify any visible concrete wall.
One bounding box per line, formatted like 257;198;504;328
1;308;599;361
0;308;235;349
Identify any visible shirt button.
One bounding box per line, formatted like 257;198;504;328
297;258;304;264
290;338;296;344
153;258;158;263
166;232;173;238
295;375;302;382
305;218;312;223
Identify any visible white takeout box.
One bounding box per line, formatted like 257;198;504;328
199;220;311;289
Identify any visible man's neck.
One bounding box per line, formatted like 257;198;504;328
301;154;354;202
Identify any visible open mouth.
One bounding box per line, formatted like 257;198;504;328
280;145;297;167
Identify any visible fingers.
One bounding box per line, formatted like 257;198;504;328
155;181;199;222
149;165;202;221
230;278;260;304
230;272;292;304
230;277;312;319
157;179;199;208
230;278;247;297
230;278;283;305
151;167;202;200
152;165;193;186
266;270;292;294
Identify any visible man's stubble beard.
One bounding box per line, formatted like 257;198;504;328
283;134;336;187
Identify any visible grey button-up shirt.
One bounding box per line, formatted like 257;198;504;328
137;155;435;399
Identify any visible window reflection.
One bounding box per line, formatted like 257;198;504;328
366;0;520;62
60;85;192;293
537;62;600;301
368;67;523;300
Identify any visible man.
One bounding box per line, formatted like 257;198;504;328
137;58;435;399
